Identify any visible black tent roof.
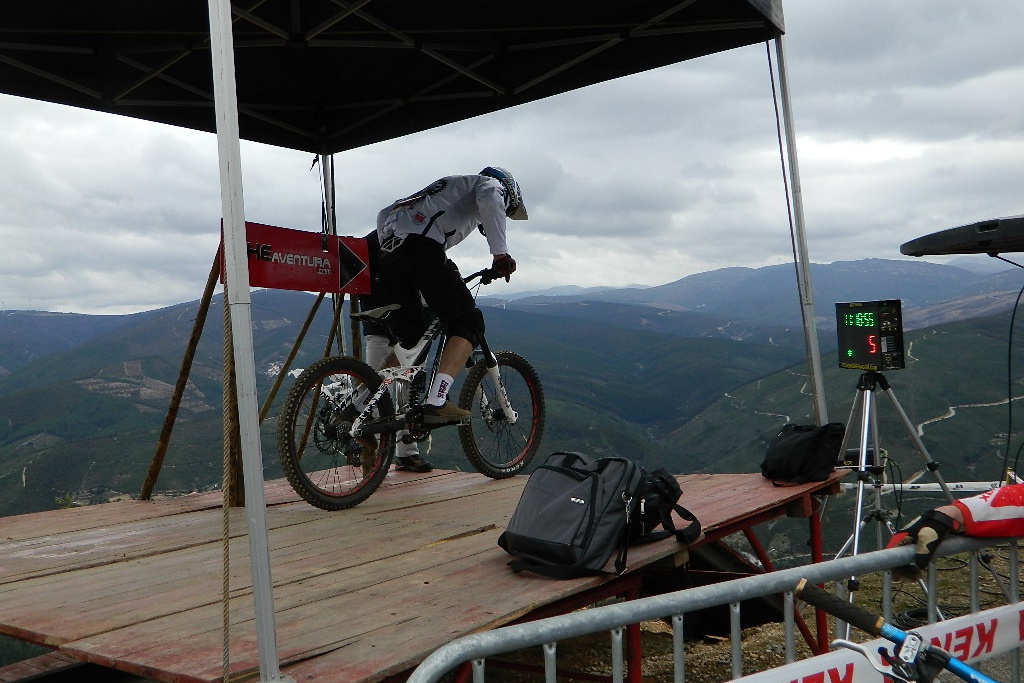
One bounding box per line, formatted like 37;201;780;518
0;0;783;154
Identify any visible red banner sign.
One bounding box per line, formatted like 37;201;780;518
220;222;370;294
338;235;371;294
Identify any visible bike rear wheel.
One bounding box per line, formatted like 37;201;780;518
276;356;394;510
458;350;545;478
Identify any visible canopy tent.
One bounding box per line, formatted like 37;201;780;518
1;0;782;154
1;2;827;680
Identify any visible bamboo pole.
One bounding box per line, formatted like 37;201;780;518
140;252;221;500
258;292;326;423
222;283;244;507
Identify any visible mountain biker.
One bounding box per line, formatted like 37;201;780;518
886;482;1024;579
369;167;526;471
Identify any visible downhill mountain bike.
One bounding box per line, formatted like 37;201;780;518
276;267;546;510
794;579;996;683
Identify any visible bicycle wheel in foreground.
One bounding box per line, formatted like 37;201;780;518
276;356;395;510
458;350;545;478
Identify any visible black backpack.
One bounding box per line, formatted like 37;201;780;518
760;422;845;485
498;453;701;579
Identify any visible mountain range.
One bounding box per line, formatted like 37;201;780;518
481;258;1024;332
2;257;1023;518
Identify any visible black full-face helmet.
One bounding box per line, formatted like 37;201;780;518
480;166;528;220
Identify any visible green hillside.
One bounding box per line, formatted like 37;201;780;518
674;312;1020;486
0;293;804;516
2;272;1021;520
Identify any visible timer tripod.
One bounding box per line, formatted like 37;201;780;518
831;301;953;562
832;371;955;635
836;371;954;561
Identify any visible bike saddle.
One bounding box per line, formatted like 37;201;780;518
350;303;401;322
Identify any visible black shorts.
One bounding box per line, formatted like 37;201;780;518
358;230;395;338
371;234;481;347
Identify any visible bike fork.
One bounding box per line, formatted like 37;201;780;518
478;341;518;424
485;364;518;423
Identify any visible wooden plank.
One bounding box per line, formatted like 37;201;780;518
0;473;527;648
0;470;502;585
0;493;225;542
0;464;439;545
66;533;606;683
0;473;524;638
0;650;80;683
56;527;515;680
49;478;529;680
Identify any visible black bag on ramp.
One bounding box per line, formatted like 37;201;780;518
498;452;643;578
760;422;845;485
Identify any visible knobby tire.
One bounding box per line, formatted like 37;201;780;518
458;350;545;478
277;356;394;510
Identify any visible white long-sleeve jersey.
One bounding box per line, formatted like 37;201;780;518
376;174;509;256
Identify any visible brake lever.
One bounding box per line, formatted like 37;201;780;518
832;639;916;683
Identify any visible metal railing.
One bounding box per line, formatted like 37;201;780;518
407;537;1021;683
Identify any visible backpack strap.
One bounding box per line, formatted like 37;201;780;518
647;472;703;545
663;502;703;545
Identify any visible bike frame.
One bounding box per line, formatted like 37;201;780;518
350;271;518;439
349;316;445;438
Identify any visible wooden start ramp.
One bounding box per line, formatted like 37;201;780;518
0;469;843;682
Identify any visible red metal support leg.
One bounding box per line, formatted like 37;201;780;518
742;525;821;655
452;661;472;683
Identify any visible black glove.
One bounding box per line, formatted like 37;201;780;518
886;509;956;580
490;254;516;282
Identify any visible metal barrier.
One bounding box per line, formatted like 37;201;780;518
407;537;1021;683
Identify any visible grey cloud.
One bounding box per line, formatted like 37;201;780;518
1;0;1022;312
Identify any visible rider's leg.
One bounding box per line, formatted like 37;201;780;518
393;236;476;423
365;335;422;462
425;335;473;407
364;333;392;369
420;306;481;423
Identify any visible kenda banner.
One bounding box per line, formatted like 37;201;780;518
738;602;1020;682
220;221;370;294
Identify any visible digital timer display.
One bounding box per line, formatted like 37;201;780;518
835;300;905;371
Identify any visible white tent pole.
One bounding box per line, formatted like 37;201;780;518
207;0;292;681
773;31;829;424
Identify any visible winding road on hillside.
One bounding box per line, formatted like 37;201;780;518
915;395;1024;437
902;336;1024;437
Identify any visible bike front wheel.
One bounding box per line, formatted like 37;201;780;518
458;350;545;478
276;356;395;510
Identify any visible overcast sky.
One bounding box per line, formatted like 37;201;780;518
1;0;1022;315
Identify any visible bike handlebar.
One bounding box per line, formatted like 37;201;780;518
795;579;883;636
794;578;998;683
464;267;498;286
